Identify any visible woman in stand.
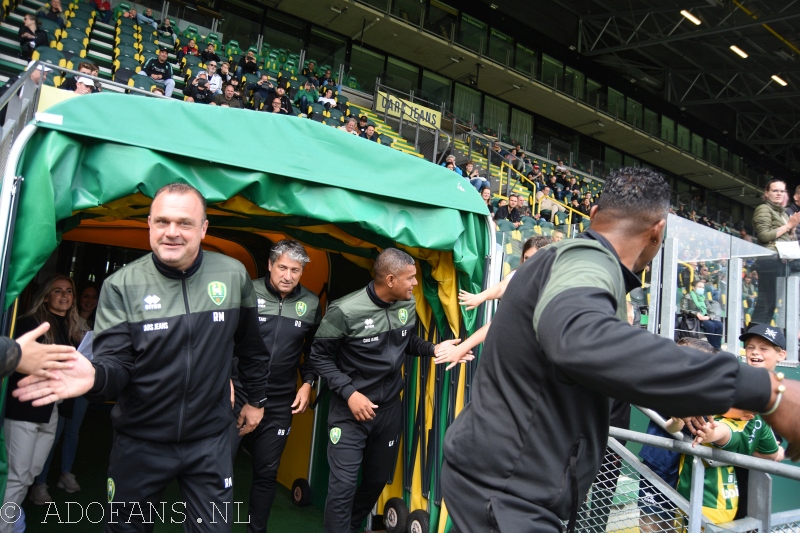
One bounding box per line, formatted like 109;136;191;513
752;178;800;326
3;275;82;525
31;283;99;500
18;14;48;61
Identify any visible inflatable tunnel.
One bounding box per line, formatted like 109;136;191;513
0;94;493;532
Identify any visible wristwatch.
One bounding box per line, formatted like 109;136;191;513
303;379;316;388
248;398;267;408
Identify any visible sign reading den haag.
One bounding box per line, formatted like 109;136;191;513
376;91;441;129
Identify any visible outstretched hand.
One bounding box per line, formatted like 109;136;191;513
433;339;474;370
458;290;484;311
13;353;94;406
15;322;78;378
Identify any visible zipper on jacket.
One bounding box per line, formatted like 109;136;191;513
177;278;193;441
268;299;283;381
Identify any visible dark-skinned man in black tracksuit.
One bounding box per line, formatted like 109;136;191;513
309;248;469;533
441;168;800;533
230;240;321;533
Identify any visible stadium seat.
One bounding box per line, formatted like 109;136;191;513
38;18;63;42
496;219;515;233
130;75;155;92
329;108;343;122
141;40;158;54
116;25;141;39
115;33;141;51
520;216;538;227
114;55;141;73
64;15;92;34
58;37;86;62
380;135;394;147
32;47;66;69
154;34;173;49
115;45;141;61
113;66;135;86
225;40;241;57
324;117;340;127
113;2;131;20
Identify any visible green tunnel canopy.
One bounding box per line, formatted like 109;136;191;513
6;93;491;330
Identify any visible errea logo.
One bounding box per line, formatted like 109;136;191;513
364;318;375;330
257;298;266;308
457;182;465;192
144;295;161;310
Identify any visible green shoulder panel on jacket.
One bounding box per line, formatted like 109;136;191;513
532;240;624;333
252;280;321;324
314;286;416;340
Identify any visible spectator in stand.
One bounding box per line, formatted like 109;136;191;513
236;50;260;81
178;39;199;62
37;0;66;29
489;142;506;165
676;205;689;218
494;194;522;228
681;279;723;350
319;68;335;87
743;274;756;309
565;177;581;199
752;178;800;325
150;87;165;96
136;8;159;30
505;148;524;172
122;8;137;20
578;197;592;217
361;124;379;142
445;161;457;171
18;14;48;61
266;95;289;115
528;164;543;185
201;43;220;65
212;83;243;108
555;158;568;175
247;74;273;110
91;0;113;24
205;61;223;95
73;76;94;95
217;62;233;85
786;185;800;241
183;72;212;104
339;117;359;135
318;87;336;110
139;46;175;97
536;186;566;221
463;161;488;191
158;18;177;47
293;81;318;114
60;62;98;92
266;83;293;114
357;115;369;135
740;228;754;242
441;155;463;176
302;61;319;87
552;230;565;243
481;187;493;216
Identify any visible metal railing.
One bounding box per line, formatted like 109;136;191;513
534;191;590;238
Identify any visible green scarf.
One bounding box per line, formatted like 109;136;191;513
690;289;707;316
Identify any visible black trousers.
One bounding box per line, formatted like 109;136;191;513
105;429;234;532
324;396;402;533
230;393;294;533
752;257;784;326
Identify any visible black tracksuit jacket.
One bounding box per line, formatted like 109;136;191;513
87;250;270;443
443;231;771;529
309;282;435;405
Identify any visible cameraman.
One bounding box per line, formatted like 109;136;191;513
183;72;212;104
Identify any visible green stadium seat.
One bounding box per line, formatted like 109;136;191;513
116;24;140;39
32;47;66;69
115;45;141;61
37;18;62;41
496;219;516;232
112;67;135;86
130;74;155;91
113;2;131;20
115;33;141;51
324;117;340;127
114;55;141;73
225;40;241;57
520;216;538;227
154;34;173;49
141;40;158;54
61;22;91;40
328;108;343;122
58;37;86;61
380;135;394;147
141;52;157;65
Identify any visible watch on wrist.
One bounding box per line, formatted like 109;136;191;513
303;379;316;388
248;397;267;408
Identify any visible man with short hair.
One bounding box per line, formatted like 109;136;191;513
361;124;379;142
552;229;564;243
536;186;566;221
293;81;318;114
494;194;522;228
37;0;65;29
266;83;293;114
310;248;464;533
205;61;223;95
139;46;175;97
441;167;800;532
212;83;243;108
302;60;319;86
136;7;159;30
201;43;221;65
247;74;273;110
73;76;94;95
357;115;369;135
236;50;260;80
230;240;321;533
14;183;270;532
59;62;98;92
183;71;212;104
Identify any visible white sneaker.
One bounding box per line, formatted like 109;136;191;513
28;483;52;505
57;472;81;493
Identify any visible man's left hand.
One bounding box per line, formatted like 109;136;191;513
292;383;312;414
237;403;264;436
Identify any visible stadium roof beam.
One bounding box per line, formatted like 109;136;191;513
682;91;800;105
579;3;710;21
583;11;800;56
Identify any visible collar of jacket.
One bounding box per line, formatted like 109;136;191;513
151;248;203;279
264;277;301;300
366;281;392;309
579;230;642;293
765;199;785;214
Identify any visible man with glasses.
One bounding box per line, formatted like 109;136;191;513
205;61;223;95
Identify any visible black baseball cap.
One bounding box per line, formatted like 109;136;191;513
739;324;786;350
158;45;169;52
